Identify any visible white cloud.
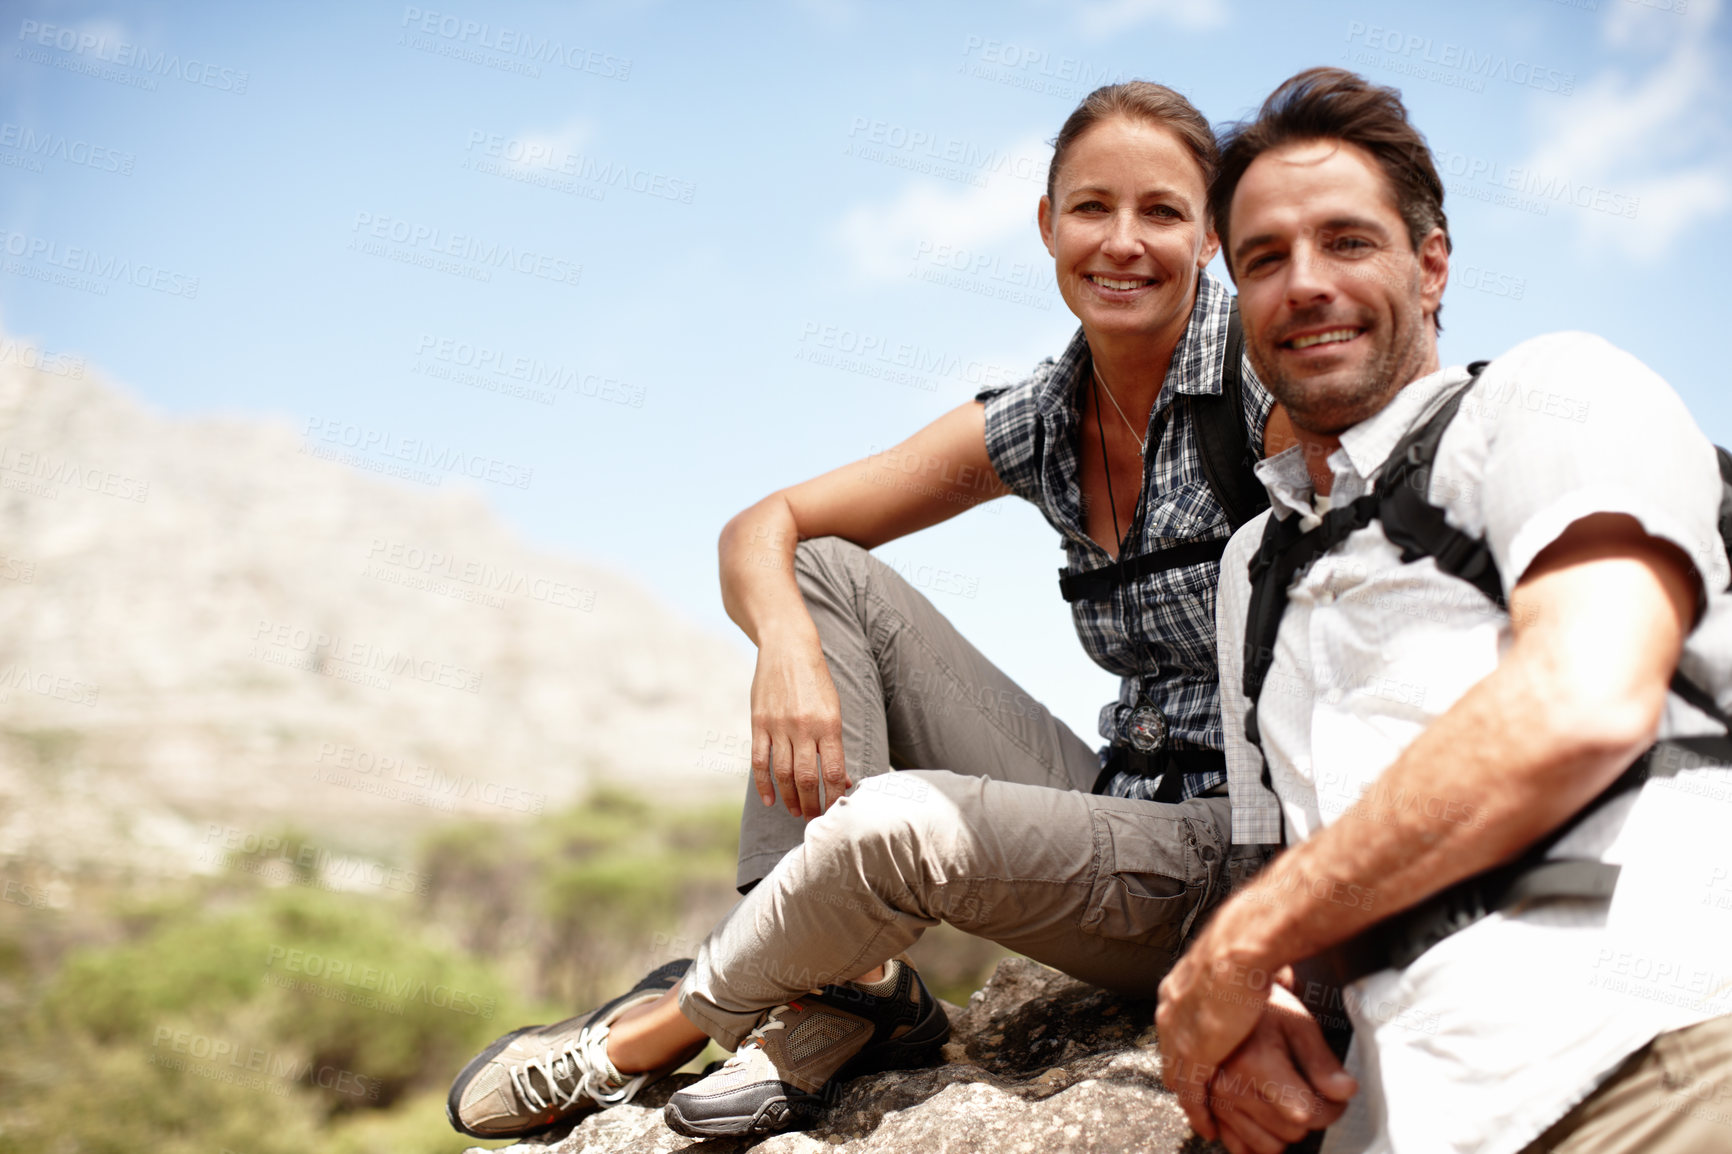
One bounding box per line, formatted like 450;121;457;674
835;134;1051;281
1521;0;1730;261
1075;0;1228;39
495;117;596;173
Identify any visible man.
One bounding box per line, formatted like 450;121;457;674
1155;67;1732;1154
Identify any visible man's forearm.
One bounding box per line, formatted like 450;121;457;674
1205;539;1690;974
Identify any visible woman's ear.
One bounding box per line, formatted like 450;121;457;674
1038;195;1056;259
1197;220;1220;270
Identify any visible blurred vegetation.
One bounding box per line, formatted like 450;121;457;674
0;787;1008;1153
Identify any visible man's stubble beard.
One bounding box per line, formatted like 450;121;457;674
1248;284;1432;439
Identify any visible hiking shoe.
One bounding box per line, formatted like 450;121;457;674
663;956;950;1138
447;958;705;1139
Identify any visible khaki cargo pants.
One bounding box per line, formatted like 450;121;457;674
682;537;1245;1048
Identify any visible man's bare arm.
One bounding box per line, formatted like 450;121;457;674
1159;512;1700;1072
718;402;1008;818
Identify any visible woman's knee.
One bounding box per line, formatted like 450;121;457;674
803;774;944;881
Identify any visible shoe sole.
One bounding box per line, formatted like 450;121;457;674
664;983;951;1139
664;1087;826;1138
446;958;694;1139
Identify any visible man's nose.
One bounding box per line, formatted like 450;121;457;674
1284;242;1334;307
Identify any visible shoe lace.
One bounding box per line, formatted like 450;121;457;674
508;1021;649;1112
717;992;818;1073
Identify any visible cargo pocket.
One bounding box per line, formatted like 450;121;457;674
1079;807;1210;956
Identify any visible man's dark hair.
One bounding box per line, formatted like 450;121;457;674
1210;68;1451;329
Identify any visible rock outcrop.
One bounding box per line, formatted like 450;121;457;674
0;343;752;878
469;957;1225;1154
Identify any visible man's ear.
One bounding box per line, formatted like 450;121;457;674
1038;195;1056;259
1418;227;1449;319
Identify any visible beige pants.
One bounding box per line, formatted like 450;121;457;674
735;535;1106;892
1520;1013;1732;1153
684;768;1237;1049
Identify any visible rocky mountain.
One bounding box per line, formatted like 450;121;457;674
468;957;1229;1154
0;339;753;879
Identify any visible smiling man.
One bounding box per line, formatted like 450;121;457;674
1155;69;1732;1154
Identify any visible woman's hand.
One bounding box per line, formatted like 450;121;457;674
750;626;851;818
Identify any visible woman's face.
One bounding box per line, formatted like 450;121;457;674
1039;116;1218;346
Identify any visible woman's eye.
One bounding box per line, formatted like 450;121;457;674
1148;204;1180;219
1074;200;1107;213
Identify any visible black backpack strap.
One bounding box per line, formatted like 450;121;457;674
1194;303;1270;529
1372;378;1506;607
1059;538;1231;602
1058;301;1270;603
1241;495;1380;749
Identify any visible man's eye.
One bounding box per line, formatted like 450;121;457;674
1334;236;1373;252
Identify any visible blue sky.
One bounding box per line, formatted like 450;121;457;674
3;0;1728;744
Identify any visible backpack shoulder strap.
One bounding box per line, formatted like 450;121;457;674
1193;302;1271;530
1371;368;1506;607
1058;301;1270;603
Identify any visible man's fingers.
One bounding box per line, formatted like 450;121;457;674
1215;1104;1288;1154
1280;1001;1358;1104
792;739;823;819
817;729;849;812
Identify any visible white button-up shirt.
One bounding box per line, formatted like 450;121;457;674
1217;332;1732;1154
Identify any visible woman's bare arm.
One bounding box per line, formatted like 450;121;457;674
718;401;1009;818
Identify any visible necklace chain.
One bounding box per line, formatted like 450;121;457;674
1090;361;1148;456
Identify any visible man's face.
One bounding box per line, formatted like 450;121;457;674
1227;139;1448;436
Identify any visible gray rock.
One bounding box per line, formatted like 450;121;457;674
467;957;1227;1154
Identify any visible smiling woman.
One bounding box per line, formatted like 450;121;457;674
446;80;1301;1144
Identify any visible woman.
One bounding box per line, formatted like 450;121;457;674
447;81;1293;1143
723;80;1291;888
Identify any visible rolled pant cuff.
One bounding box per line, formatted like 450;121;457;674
675;977;761;1053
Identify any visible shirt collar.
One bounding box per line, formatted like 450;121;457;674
1253;363;1475;519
